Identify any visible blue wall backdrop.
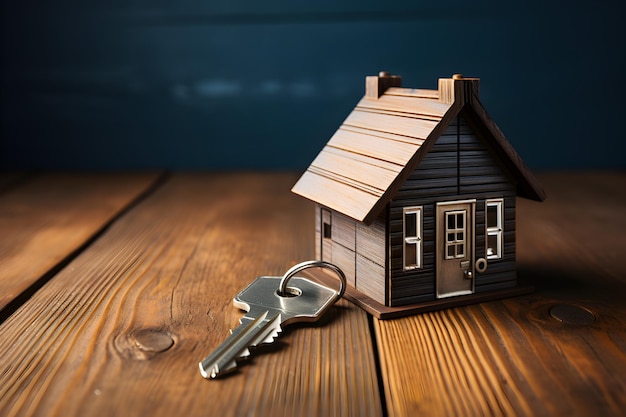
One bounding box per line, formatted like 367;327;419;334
1;1;625;170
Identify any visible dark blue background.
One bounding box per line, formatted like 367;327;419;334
1;1;624;170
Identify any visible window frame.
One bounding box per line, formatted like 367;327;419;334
485;199;504;260
403;206;423;270
323;222;332;239
444;210;467;260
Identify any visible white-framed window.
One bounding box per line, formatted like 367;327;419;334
485;199;504;260
403;206;423;270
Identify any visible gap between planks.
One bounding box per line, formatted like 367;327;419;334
0;172;169;323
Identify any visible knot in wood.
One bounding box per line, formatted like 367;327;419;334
549;304;595;325
132;329;174;353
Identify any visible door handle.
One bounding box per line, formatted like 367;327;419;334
460;260;472;280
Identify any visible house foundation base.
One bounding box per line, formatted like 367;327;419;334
304;269;534;320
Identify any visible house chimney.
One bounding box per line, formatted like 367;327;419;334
366;71;402;99
438;74;480;104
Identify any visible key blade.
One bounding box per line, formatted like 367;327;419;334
199;311;282;379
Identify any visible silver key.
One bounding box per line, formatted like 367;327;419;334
199;260;346;379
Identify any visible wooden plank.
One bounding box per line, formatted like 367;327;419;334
385;87;439;99
323;144;403;173
292;170;379;222
311;148;398;192
375;172;626;416
327;127;422;166
356;219;386;268
340;125;427;147
0;173;382;417
0;172;162;315
306;166;383;200
356;254;385;305
332;211;356;250
357;94;450;118
331;242;356;288
343;109;439;140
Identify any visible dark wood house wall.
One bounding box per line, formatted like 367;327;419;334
388;111;517;307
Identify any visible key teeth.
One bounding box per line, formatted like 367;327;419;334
199;360;238;379
254;326;282;347
199;362;220;379
237;326;280;359
199;312;284;379
262;328;281;344
247;317;281;348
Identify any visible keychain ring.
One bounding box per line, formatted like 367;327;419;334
277;260;346;301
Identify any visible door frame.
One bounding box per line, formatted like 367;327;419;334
435;199;476;298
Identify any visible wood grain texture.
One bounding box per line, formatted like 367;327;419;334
0;172;161;314
375;172;626;417
344;110;438;141
357;94;449;118
0;173;382;417
328;127;423;165
310;147;398;192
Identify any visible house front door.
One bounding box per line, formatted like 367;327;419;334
436;200;475;298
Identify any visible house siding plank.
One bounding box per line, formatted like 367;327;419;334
332;242;357;288
356;254;386;305
356;219;386;268
333;211;357;251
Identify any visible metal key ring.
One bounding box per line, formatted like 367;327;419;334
277;260;346;301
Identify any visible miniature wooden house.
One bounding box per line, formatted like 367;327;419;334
292;72;546;318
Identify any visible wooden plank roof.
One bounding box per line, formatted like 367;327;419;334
292;75;545;224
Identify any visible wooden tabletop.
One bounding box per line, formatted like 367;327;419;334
0;171;624;417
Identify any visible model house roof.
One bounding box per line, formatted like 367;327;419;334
292;72;546;224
